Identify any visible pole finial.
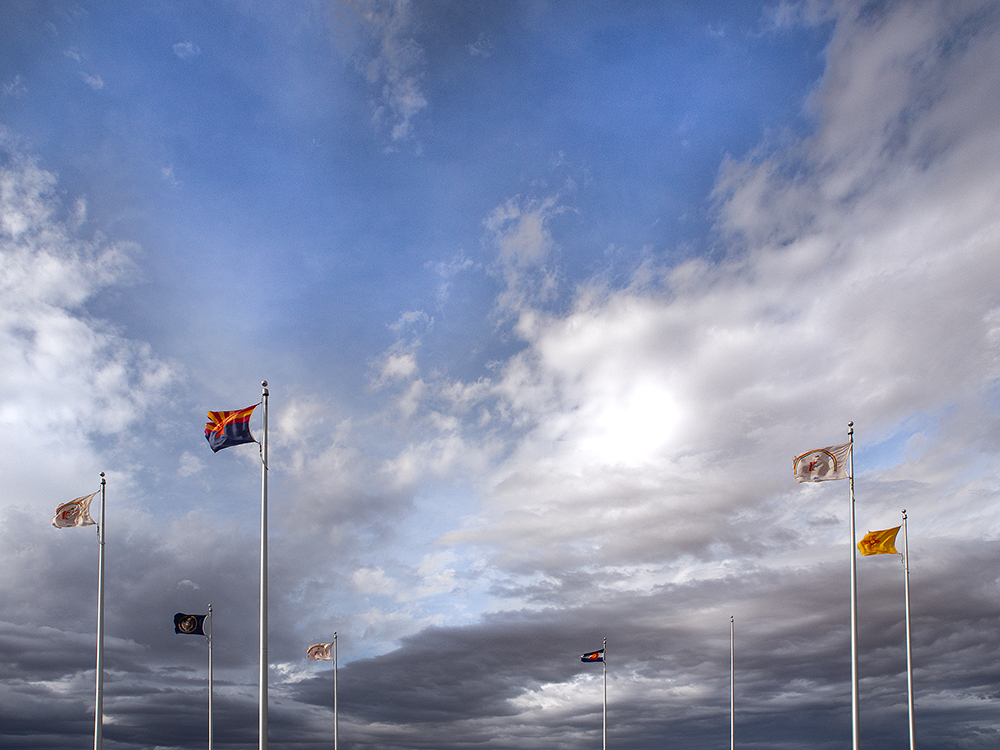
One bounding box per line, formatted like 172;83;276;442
261;380;268;388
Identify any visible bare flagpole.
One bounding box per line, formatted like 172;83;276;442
730;616;735;750
259;381;269;750
603;637;607;750
208;604;214;750
848;422;860;750
334;632;339;750
902;510;914;750
94;472;106;750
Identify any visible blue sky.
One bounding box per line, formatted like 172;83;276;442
3;1;1000;749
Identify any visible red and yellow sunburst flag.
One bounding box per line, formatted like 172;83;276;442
857;525;901;556
204;404;258;452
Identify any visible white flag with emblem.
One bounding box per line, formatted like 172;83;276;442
52;492;99;528
306;642;334;661
793;442;851;483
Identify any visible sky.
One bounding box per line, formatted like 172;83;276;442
1;0;1000;748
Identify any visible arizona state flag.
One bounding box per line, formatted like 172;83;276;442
174;612;207;636
205;404;258;452
581;649;604;663
858;526;901;556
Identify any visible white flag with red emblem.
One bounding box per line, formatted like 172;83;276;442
52;492;99;528
793;442;851;483
307;642;334;661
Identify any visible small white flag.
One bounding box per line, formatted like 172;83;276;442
52;492;99;528
793;442;851;483
306;642;334;661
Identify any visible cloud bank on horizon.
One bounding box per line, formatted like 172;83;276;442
1;1;999;748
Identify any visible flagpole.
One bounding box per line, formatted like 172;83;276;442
94;472;106;750
259;381;269;750
208;604;214;750
730;616;735;750
334;632;339;750
902;510;914;750
333;630;340;750
602;637;607;750
848;422;859;750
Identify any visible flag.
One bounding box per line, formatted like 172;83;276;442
205;404;258;452
52;492;99;528
307;642;334;661
174;612;207;636
858;526;901;556
793;442;851;483
581;649;605;663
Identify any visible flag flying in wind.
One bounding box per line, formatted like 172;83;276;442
174;612;207;636
204;404;258;452
581;649;605;663
51;492;99;528
306;642;334;661
858;526;901;556
793;442;851;483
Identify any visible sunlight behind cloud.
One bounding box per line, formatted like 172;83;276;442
575;379;680;467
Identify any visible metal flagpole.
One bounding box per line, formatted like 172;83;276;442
848;422;859;750
902;510;914;750
259;381;269;750
94;472;106;750
602;637;607;750
334;632;339;750
730;616;735;750
208;604;214;750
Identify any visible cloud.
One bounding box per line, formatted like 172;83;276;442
172;41;200;60
0;134;174;455
79;72;103;90
346;0;428;143
466;33;494;58
484;195;564;319
352;566;399;596
344;3;1000;744
427;252;475;306
2;75;26;98
177;451;204;477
